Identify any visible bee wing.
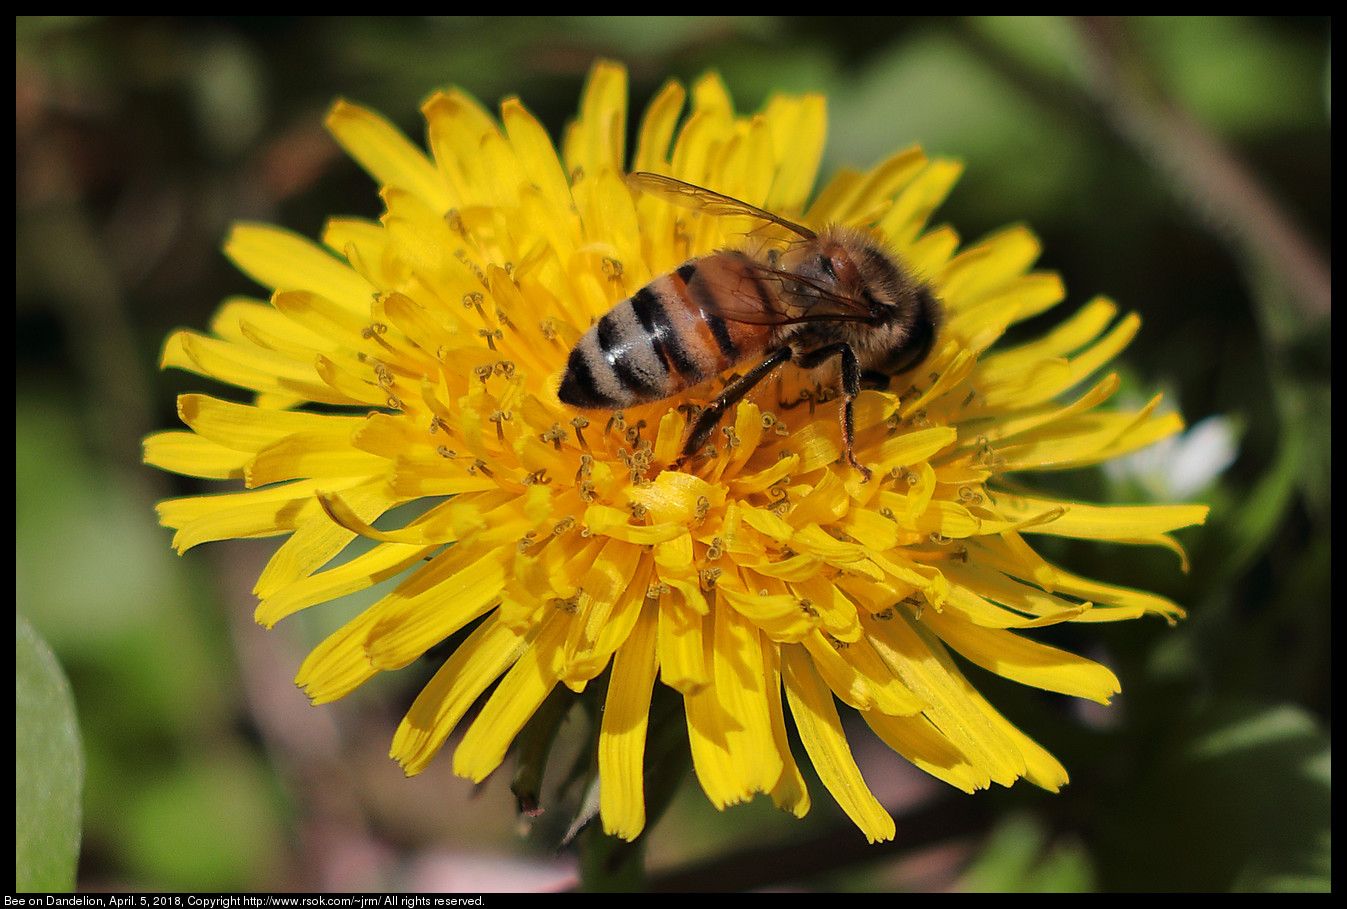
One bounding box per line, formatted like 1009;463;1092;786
628;172;817;240
692;256;877;326
748;260;879;323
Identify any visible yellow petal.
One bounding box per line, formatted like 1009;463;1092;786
225;222;376;308
254;484;400;604
454;610;569;782
561;542;648;680
176;393;364;453
881;158;963;249
564;60;627;181
163;330;351;405
763;93;826;213
255;540;435;627
157;478;365;552
939;225;1043;306
921;606;1121;703
245;432;387;488
709;604;785;795
327;99;450;214
142;431;247;479
716;582;816;643
864;611;1027;788
392;611;528;775
994;491;1209;547
599;596;660;841
502;97;573;219
866;709;987;793
781;645;895;843
364;544;513;671
295;606;386;705
658;591;710;694
632;79;686;174
761;640;812;819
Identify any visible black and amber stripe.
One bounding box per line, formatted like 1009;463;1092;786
558;257;769;411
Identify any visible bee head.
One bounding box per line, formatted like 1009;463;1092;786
804;226;942;374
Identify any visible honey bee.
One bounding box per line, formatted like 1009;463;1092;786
557;172;941;481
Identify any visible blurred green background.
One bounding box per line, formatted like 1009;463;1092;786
15;16;1329;893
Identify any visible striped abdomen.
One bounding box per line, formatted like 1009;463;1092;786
558;258;774;410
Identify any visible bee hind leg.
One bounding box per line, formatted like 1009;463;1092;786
673;346;794;471
794;342;871;482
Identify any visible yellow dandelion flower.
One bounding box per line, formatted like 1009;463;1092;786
144;60;1207;845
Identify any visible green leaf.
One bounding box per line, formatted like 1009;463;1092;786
1098;701;1331;892
15;613;84;892
957;814;1096;893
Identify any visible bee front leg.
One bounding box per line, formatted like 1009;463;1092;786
673;346;794;471
794;342;871;482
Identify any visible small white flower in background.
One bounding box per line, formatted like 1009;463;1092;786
1108;414;1239;501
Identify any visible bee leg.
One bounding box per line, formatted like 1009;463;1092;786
673;346;794;470
794;342;871;482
